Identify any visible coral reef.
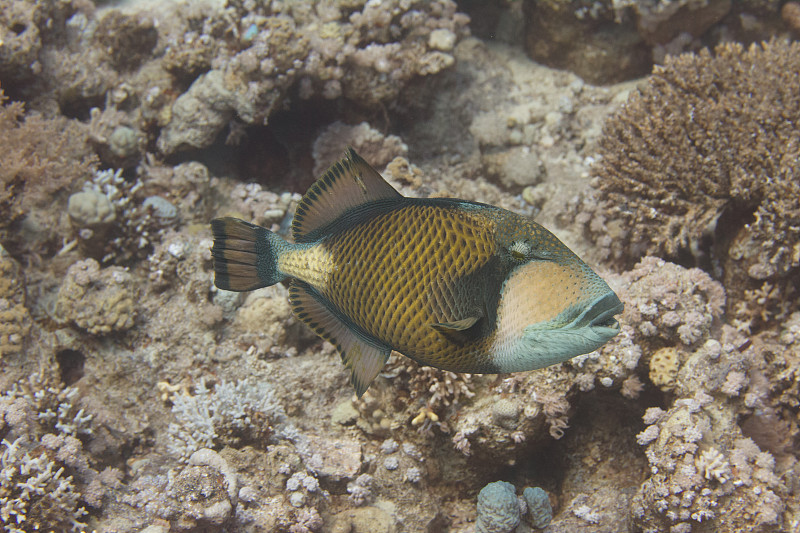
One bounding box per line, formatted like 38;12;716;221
523;0;651;84
0;88;97;253
0;373;121;533
311;121;408;176
0;0;798;531
156;0;470;154
165;377;284;460
588;39;800;331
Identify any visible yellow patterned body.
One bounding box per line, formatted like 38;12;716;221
280;198;596;373
320;200;497;370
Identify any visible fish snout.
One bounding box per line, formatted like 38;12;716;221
489;261;624;372
572;291;624;332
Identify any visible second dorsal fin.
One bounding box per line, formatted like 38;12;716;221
292;147;402;243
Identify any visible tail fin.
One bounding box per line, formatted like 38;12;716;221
211;217;288;291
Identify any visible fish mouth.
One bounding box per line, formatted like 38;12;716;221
571;292;624;331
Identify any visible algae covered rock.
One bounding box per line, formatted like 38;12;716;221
55;258;137;335
0;245;30;359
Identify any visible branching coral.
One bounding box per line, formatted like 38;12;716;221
0;374;118;533
67;168;182;265
166;377;285;460
1;436;88;533
0;88;97;252
352;353;475;438
590;39;800;330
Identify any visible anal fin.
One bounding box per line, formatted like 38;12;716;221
289;281;389;397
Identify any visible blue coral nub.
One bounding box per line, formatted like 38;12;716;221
475;480;520;533
524;486;553;529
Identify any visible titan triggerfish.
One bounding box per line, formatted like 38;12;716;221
211;148;623;396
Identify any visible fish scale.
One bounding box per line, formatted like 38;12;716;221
211;148;623;396
321;204;493;355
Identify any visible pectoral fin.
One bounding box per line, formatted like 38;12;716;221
431;316;481;332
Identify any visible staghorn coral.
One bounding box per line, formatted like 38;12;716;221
54;258;137;335
165;377;285;460
1;436;88;533
0;373;93;440
590;39;800;330
0;373;122;533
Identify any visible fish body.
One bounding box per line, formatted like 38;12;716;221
212;149;623;396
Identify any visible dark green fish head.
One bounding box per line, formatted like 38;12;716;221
483;208;624;372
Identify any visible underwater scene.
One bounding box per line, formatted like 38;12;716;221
1;0;799;531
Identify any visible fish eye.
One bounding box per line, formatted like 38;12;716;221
508;241;530;261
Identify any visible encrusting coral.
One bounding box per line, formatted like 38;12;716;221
0;246;30;360
157;0;470;154
54;258;137;335
589;39;800;331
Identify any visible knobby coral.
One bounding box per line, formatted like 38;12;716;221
590;39;800;331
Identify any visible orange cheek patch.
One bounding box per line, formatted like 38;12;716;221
495;261;589;339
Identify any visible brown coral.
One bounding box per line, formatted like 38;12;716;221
782;1;800;33
591;39;800;330
0;247;30;360
54;258;137;335
0;89;97;252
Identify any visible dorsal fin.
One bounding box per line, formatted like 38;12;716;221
292;147;402;243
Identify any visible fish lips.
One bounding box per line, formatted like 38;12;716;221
509;291;623;369
570;291;624;333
